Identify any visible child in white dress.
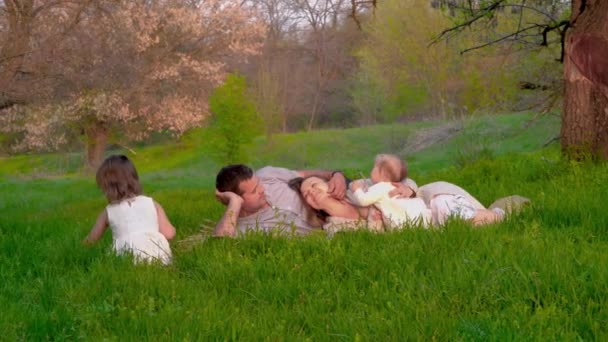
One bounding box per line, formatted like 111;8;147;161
84;155;176;265
348;154;431;229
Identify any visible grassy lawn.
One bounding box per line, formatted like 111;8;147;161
2;112;607;340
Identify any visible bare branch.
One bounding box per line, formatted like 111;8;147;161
558;21;570;62
500;3;559;22
430;0;570;63
429;0;506;46
349;0;376;30
541;20;569;46
458;24;540;54
515;0;525;39
538;19;569;62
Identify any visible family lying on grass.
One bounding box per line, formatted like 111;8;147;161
84;154;529;265
214;153;513;237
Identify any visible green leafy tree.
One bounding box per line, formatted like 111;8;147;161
208;74;263;164
353;0;522;120
433;0;608;160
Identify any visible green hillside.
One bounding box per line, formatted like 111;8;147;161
0;111;560;180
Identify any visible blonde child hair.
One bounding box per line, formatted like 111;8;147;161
374;154;407;182
347;153;431;229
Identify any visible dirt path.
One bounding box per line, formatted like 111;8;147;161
400;122;462;154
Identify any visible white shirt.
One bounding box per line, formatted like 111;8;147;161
348;182;431;228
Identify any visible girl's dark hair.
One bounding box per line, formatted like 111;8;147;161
288;177;330;222
96;155;142;202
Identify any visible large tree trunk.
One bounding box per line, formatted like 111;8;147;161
562;0;608;160
85;122;108;171
0;0;34;108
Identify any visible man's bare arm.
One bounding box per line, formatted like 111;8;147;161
213;190;244;237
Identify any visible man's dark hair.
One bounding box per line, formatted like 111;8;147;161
216;164;254;195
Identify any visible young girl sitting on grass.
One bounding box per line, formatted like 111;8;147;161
84;155;176;265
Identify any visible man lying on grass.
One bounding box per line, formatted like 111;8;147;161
213;164;348;237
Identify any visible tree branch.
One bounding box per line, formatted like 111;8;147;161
349;0;376;30
500;3;559;22
541;20;569;46
458;24;540;54
515;0;526;40
429;0;506;46
558;21;570;63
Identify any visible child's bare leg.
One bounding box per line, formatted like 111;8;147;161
431;194;505;227
471;208;504;226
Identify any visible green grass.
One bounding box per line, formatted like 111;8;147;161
2;112;607;339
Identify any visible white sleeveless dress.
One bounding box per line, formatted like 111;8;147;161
105;195;172;265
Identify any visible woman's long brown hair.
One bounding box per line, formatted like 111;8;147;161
288;177;330;225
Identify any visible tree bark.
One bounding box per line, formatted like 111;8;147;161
85;122;108;171
562;0;608;160
0;0;34;107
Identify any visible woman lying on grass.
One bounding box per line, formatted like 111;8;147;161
288;175;383;234
288;173;507;234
